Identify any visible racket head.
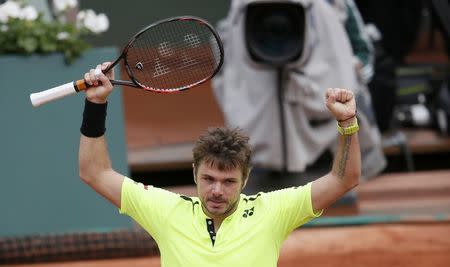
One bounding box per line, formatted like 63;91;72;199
120;16;224;93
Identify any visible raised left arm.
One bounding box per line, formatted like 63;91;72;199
311;88;361;213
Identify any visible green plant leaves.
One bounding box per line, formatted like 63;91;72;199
0;15;91;64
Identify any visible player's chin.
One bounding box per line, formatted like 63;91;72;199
206;201;228;214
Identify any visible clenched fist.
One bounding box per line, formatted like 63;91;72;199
325;88;356;124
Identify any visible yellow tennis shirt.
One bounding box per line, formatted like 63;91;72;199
119;177;322;267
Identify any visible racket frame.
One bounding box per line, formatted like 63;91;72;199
104;16;224;92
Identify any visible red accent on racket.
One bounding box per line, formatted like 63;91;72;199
30;16;224;107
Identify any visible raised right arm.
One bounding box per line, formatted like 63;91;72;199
78;62;124;209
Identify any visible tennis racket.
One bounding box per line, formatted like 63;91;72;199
29;16;224;107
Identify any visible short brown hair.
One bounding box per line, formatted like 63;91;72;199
193;127;252;180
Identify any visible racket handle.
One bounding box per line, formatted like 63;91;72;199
30;79;88;107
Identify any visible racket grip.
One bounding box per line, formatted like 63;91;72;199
29;80;88;107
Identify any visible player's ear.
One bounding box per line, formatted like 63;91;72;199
192;163;197;184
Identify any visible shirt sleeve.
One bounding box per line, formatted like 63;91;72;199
267;182;323;240
119;177;179;241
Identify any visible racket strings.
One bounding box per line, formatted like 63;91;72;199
126;19;222;91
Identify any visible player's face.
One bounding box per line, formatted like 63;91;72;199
195;162;246;219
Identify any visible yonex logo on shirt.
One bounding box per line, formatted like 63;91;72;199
242;207;254;218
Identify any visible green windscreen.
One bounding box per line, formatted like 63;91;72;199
0;47;132;236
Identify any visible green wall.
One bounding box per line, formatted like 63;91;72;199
0;47;132;236
80;0;230;47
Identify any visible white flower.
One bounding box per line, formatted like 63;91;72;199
57;31;70;40
52;0;78;13
76;9;92;27
95;13;109;33
20;5;38;21
76;9;85;22
0;0;21;22
77;9;109;34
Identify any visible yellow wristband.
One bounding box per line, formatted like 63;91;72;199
337;118;359;135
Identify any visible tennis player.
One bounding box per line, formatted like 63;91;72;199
79;62;361;266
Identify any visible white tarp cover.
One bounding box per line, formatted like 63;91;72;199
213;0;386;178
